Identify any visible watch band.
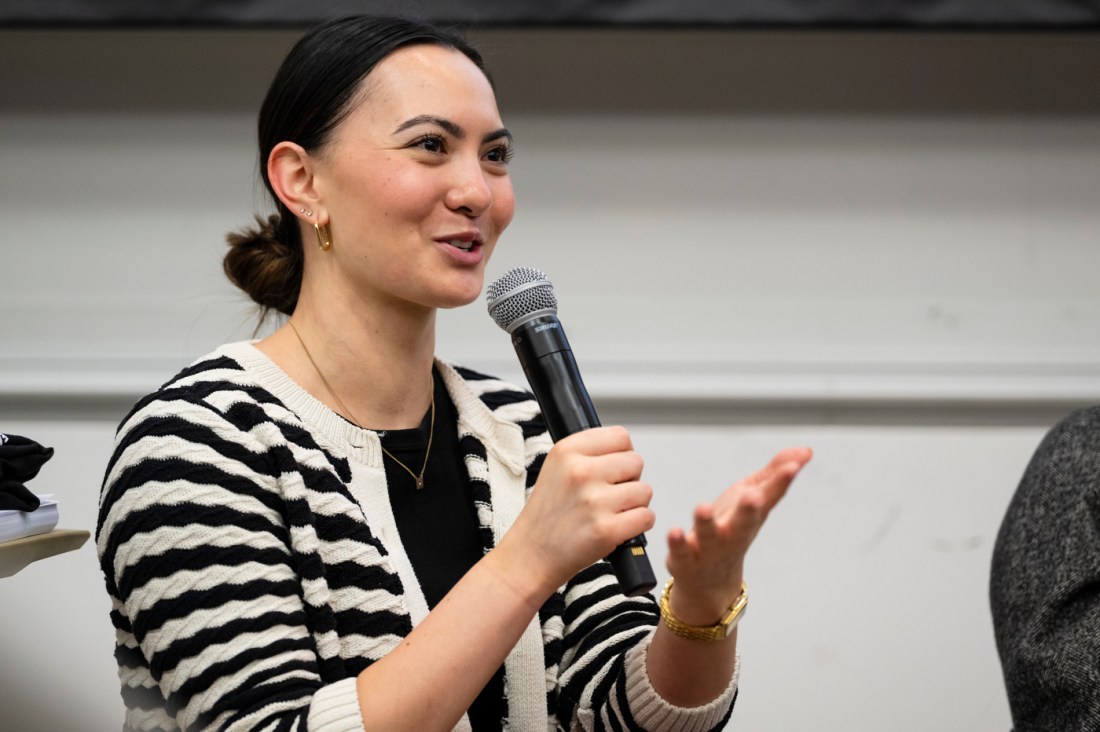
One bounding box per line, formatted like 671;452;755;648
658;578;748;641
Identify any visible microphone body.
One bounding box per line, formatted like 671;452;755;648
488;269;657;597
510;314;599;439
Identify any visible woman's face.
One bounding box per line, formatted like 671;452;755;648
311;43;515;313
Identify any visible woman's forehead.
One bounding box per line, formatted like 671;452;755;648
350;45;501;130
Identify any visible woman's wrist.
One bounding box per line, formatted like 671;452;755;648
483;534;559;611
660;578;747;642
665;576;745;627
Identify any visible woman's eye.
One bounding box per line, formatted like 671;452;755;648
414;134;446;154
485;144;514;164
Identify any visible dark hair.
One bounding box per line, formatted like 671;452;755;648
224;15;488;317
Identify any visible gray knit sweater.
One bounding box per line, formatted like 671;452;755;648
97;342;739;732
991;406;1100;731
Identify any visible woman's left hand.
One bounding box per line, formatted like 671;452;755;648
664;446;813;625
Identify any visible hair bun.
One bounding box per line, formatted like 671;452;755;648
224;214;302;316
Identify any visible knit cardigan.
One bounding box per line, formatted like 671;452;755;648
97;342;739;732
990;405;1100;730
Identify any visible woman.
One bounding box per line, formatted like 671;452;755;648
97;15;812;732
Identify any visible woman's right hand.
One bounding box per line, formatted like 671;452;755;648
356;425;653;731
495;426;656;600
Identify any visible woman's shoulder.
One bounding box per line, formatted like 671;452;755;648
1029;405;1100;475
128;341;253;401
1045;405;1100;442
114;342;284;441
996;405;1100;545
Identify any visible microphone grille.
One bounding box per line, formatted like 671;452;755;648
486;266;558;331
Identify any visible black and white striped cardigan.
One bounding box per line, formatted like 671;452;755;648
97;342;738;732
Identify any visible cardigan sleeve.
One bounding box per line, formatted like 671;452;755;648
622;628;739;731
521;430;737;730
990;406;1100;730
555;566;737;732
505;373;737;730
96;391;366;732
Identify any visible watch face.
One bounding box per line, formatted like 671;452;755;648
720;593;748;636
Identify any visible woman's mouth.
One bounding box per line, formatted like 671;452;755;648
447;239;477;252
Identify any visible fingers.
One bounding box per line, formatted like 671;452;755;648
603;450;644;485
550;426;644;486
719;473;789;537
743;446;813;489
755;450;811;508
610;480;653;513
557;425;634;456
580;483;654;556
612;504;657;541
666;525;691;564
693;503;719;544
680;448;813;554
712;446;812;519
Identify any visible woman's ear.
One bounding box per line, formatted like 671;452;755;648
268;141;321;221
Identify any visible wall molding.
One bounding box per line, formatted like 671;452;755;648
5;357;1097;426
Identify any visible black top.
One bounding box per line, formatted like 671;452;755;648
379;369;506;730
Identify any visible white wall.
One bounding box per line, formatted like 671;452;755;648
2;27;1099;731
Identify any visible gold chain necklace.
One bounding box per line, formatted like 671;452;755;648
287;319;435;490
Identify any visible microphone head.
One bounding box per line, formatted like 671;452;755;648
486;266;558;332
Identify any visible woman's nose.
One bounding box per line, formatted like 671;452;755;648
445;160;493;217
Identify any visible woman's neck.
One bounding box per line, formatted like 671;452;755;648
257;292;437;431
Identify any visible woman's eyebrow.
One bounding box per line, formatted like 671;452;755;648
484;128;513;145
393;114;463;137
394;115;512;145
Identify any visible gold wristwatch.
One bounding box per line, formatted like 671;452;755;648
658;578;748;641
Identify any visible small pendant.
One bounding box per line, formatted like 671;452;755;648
415;476;425;490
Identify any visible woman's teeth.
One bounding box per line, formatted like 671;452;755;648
450;240;474;251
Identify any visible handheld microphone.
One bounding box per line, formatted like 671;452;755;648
486;267;657;597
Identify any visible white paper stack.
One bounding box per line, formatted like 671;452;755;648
0;494;59;543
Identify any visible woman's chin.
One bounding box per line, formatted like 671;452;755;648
436;275;486;310
436;288;483;310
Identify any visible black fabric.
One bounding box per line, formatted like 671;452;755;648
379;369;505;731
0;432;54;511
991;406;1100;730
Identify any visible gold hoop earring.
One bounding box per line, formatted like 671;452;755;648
314;222;332;251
